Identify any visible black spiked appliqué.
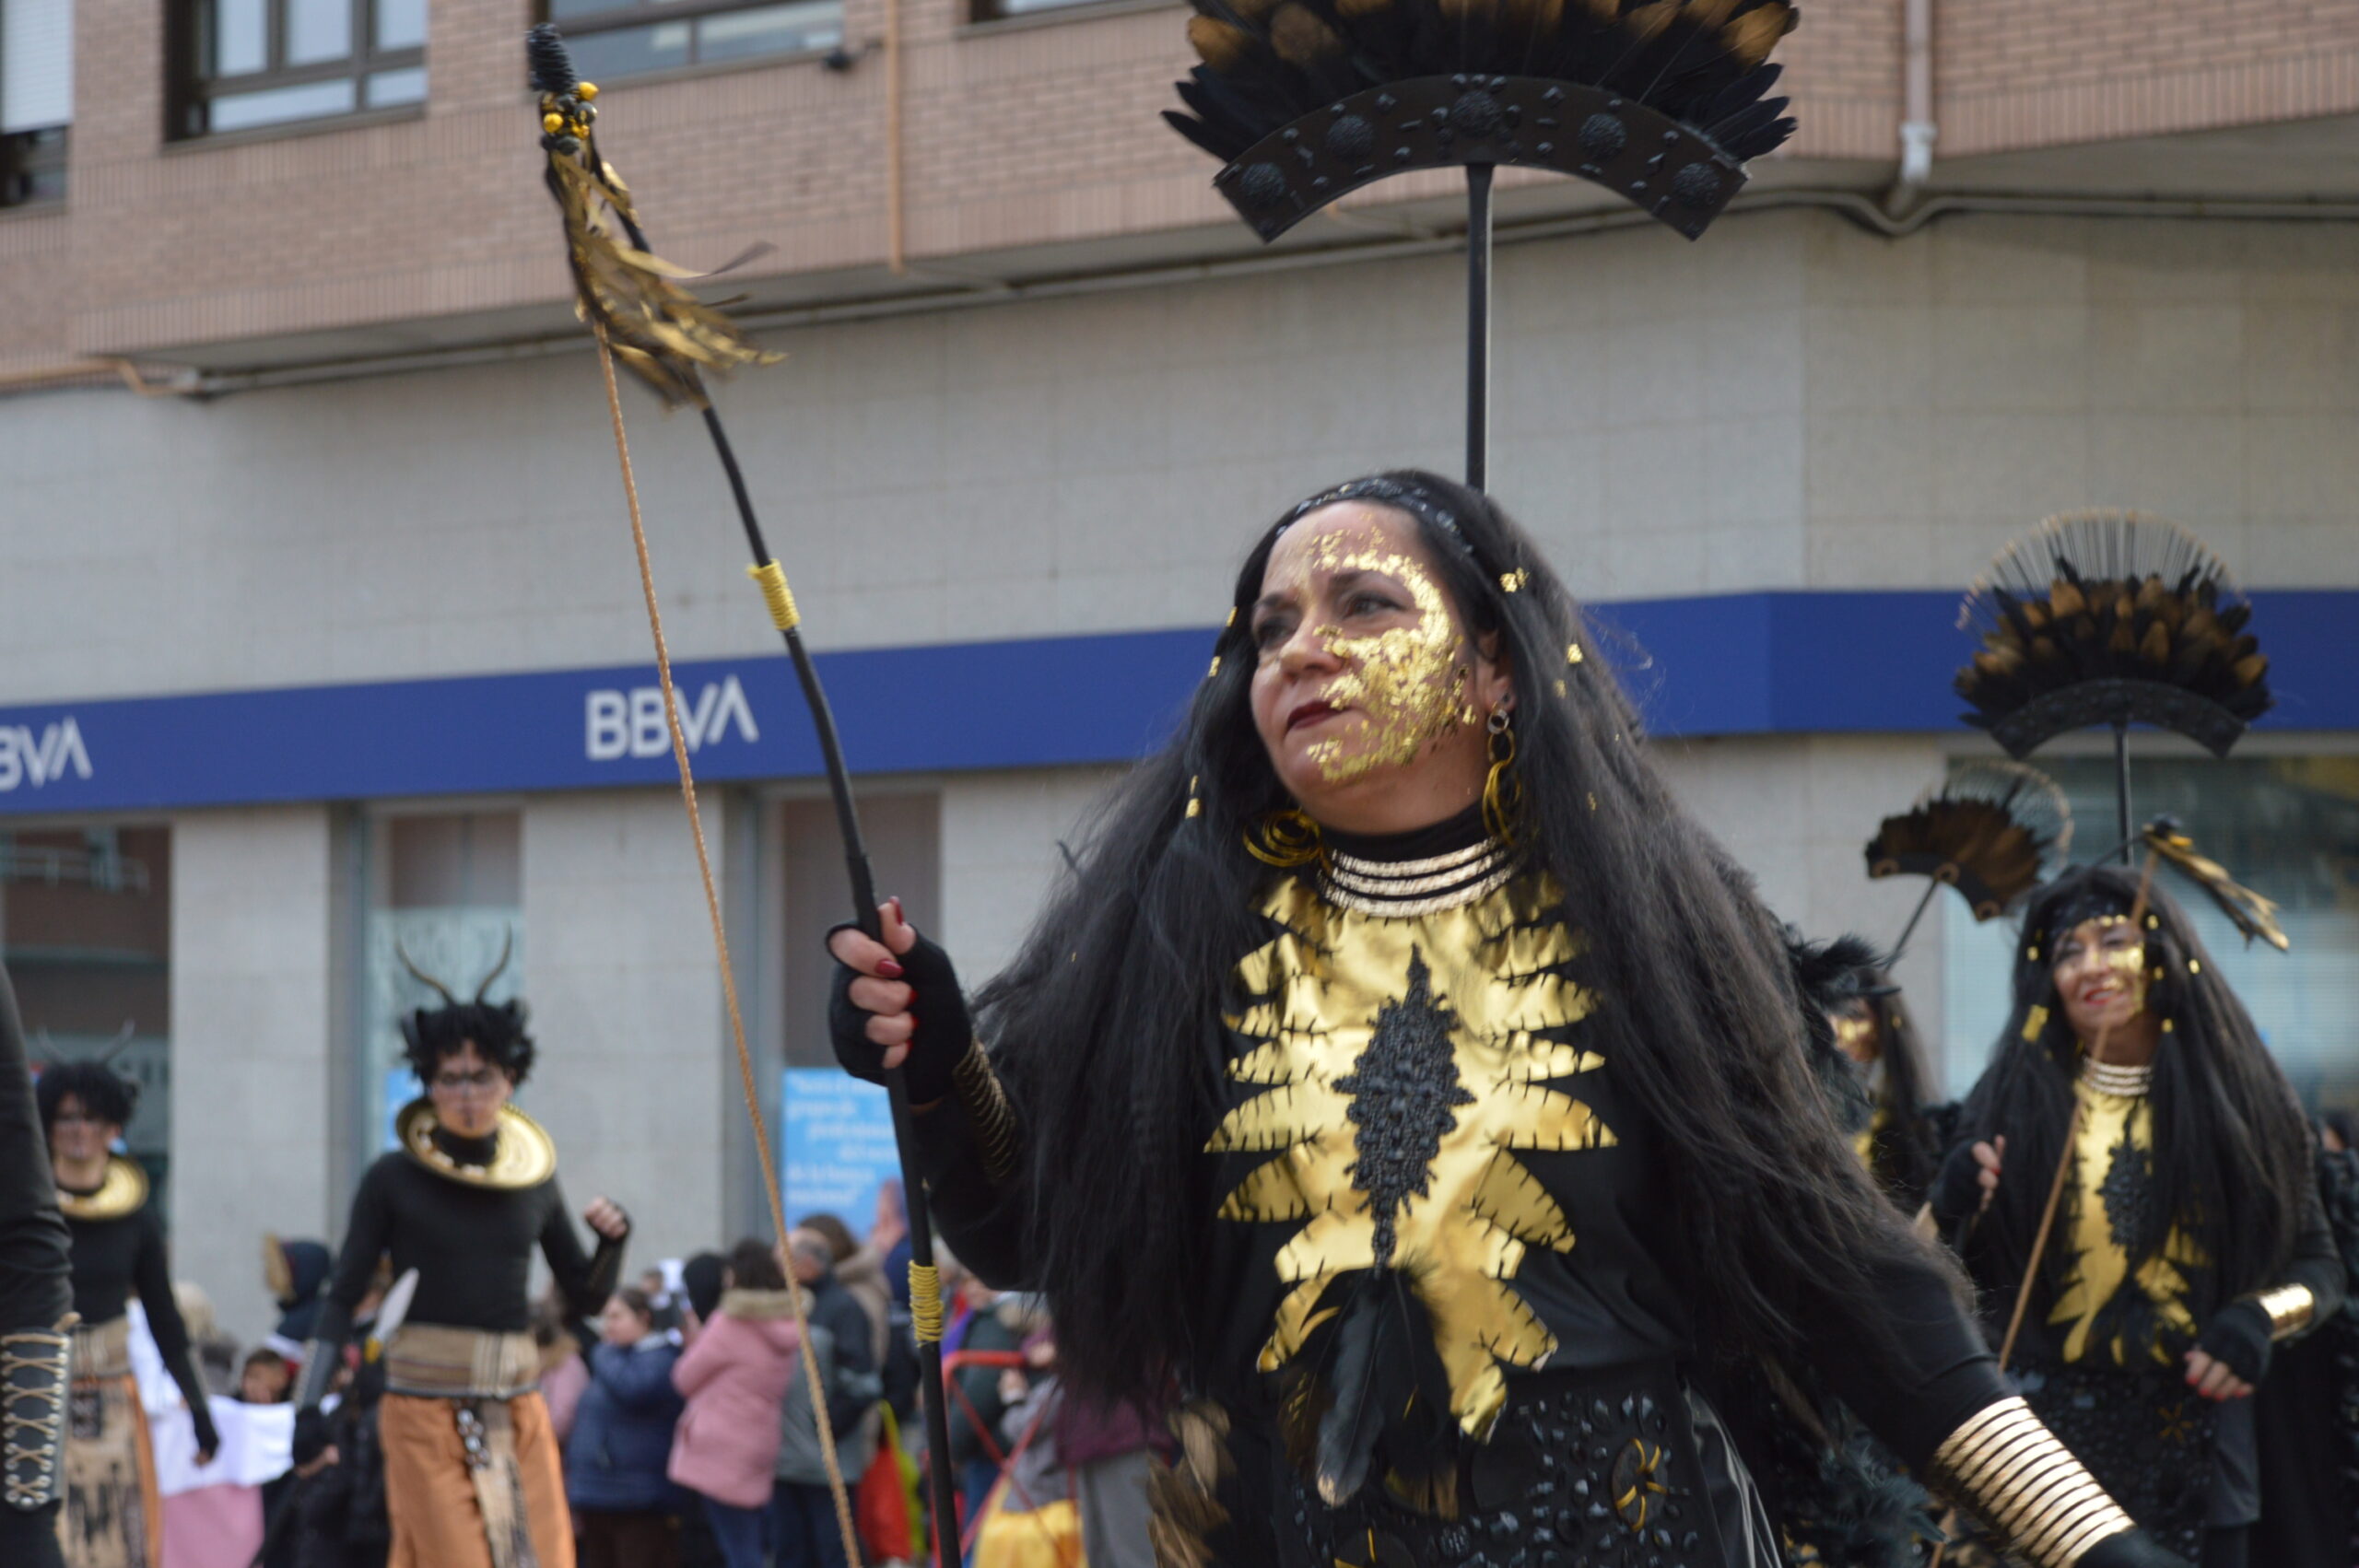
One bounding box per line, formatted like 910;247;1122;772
2098;1129;2154;1254
1334;950;1474;1268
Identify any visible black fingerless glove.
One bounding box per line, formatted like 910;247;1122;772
1928;1141;1985;1230
828;926;972;1106
2194;1298;2272;1387
2080;1528;2193;1568
292;1405;330;1468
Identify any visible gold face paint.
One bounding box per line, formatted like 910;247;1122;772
1282;531;1475;785
2052;915;2147;1021
1831;1009;1881;1066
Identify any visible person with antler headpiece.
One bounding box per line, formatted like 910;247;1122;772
1930;849;2344;1568
35;1043;217;1568
290;939;630;1568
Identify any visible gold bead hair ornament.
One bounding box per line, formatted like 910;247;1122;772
1161;0;1800;486
526;26;964;1567
1865;760;2073;960
1955;510;2272;855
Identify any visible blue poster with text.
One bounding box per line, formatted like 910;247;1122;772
780;1070;899;1237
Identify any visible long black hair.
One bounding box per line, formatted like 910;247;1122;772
36;1059;138;1133
1862;973;1944;1206
1955;863;2311;1330
975;470;1961;1403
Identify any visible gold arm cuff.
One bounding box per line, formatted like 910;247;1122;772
952;1039;1021;1188
1928;1398;2137;1568
909;1262;945;1346
2252;1283;2317;1340
746;560;800;632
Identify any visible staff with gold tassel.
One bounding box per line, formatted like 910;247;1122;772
524;26;963;1566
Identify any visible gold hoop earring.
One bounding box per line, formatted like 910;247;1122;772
1245;809;1324;868
1482;709;1521;846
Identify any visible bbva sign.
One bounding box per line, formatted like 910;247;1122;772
585;676;759;762
0;719;93;793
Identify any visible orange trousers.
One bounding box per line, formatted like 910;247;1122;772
379;1390;571;1568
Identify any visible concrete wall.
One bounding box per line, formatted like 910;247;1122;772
168;805;339;1344
7;211;2357;711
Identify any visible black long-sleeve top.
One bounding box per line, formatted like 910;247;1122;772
914;863;2006;1479
312;1136;625;1364
59;1183;217;1450
0;963;68;1339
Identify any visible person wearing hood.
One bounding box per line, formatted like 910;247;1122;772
263;1237;334;1364
567;1288;687;1568
670;1240;799;1568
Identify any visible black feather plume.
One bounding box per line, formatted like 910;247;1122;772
526;23;578;97
1307;1270;1456;1507
1166;0;1800;163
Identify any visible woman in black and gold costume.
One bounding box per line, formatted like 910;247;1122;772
0;961;71;1568
38;1059;217;1568
1828;974;1949;1212
1931;866;2345;1568
831;472;2190;1568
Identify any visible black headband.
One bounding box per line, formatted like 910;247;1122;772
1278;477;1476;557
2030;885;2139;956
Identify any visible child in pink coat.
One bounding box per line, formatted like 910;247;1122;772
670;1240;802;1568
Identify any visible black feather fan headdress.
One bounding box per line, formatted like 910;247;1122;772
1954;509;2271;761
1165;0;1801;240
1865;761;2073;925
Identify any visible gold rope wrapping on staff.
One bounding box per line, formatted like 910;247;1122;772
909;1262;945;1346
747;560;800;631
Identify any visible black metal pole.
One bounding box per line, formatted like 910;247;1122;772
1465;162;1494;492
698;407;965;1568
2112;720;2132;865
1888;877;1943;964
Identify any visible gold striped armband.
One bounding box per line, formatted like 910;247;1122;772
2251;1283;2317;1340
1927;1397;2135;1568
952;1041;1020;1188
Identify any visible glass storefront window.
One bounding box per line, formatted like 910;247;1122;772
1;825;173;1207
1942;755;2359;1113
361;811;522;1153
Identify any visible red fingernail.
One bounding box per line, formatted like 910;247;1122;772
889;896;906;925
877;958;904;978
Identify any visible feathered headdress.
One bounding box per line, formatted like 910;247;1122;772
1160;0;1801;486
1165;0;1800;240
1865;761;2073;954
1955;510;2271;761
529;25;779;409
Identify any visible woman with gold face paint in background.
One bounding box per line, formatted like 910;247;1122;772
1931;865;2346;1568
830;472;2193;1568
1826;974;1951;1213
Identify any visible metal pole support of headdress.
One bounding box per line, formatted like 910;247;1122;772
526;28;961;1564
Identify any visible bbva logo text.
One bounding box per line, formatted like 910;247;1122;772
585;677;759;761
0;719;93;793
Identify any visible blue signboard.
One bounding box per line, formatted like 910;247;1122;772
0;592;2351;815
779;1069;900;1235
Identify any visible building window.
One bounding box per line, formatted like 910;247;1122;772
544;0;841;83
2;0;71;206
969;0;1119;22
176;0;425;139
361;810;522;1153
1941;755;2359;1109
5;826;174;1209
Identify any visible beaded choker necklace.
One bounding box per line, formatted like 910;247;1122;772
1320;837;1514;918
2078;1056;2154;1098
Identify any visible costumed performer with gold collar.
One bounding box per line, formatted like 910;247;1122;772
829;472;2193;1568
39;1056;216;1568
1931;866;2345;1568
291;952;629;1568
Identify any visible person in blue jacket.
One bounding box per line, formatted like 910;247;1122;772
567;1286;687;1568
